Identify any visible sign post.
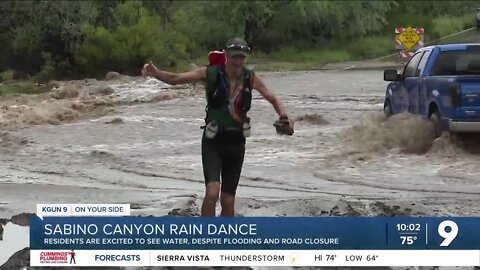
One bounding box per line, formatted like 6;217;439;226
395;26;424;63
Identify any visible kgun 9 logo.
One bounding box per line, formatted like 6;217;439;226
438;220;458;247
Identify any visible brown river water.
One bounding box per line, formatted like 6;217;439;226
0;70;479;221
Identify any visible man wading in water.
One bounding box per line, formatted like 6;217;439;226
141;38;293;217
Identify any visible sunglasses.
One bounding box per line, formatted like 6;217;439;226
226;44;251;53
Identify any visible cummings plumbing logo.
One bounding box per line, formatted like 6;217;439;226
39;250;76;264
39;251;68;264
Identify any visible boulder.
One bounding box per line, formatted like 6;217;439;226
105;71;121;80
50;85;79;99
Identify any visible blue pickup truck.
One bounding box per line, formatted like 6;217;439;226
384;44;480;137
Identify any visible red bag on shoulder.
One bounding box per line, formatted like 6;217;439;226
208;50;226;66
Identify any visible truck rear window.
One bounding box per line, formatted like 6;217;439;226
432;49;480;76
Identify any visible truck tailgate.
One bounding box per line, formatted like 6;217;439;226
457;78;480;118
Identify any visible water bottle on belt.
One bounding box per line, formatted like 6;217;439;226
204;121;219;139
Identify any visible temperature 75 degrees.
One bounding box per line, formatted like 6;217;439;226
400;235;418;245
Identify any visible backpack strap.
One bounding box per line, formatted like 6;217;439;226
241;68;255;113
205;65;219;112
248;69;255;90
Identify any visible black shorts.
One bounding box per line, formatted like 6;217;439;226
202;131;245;195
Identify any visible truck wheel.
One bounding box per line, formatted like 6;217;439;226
429;111;442;138
384;100;393;118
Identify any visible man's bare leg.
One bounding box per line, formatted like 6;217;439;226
201;182;220;216
220;193;235;217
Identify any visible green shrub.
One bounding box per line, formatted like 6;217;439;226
348;36;394;59
34;52;57;83
0;82;53;96
75;15;195;76
431;14;475;39
0;70;14;82
1;1;479;76
268;47;298;61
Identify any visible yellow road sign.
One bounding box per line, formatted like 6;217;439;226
398;26;421;49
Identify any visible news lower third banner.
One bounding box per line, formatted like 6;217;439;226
30;204;480;266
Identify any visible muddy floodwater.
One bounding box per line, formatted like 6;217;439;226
0;70;479;219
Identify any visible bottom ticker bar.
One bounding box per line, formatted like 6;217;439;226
31;250;479;267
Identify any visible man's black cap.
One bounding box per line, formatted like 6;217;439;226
225;37;250;57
